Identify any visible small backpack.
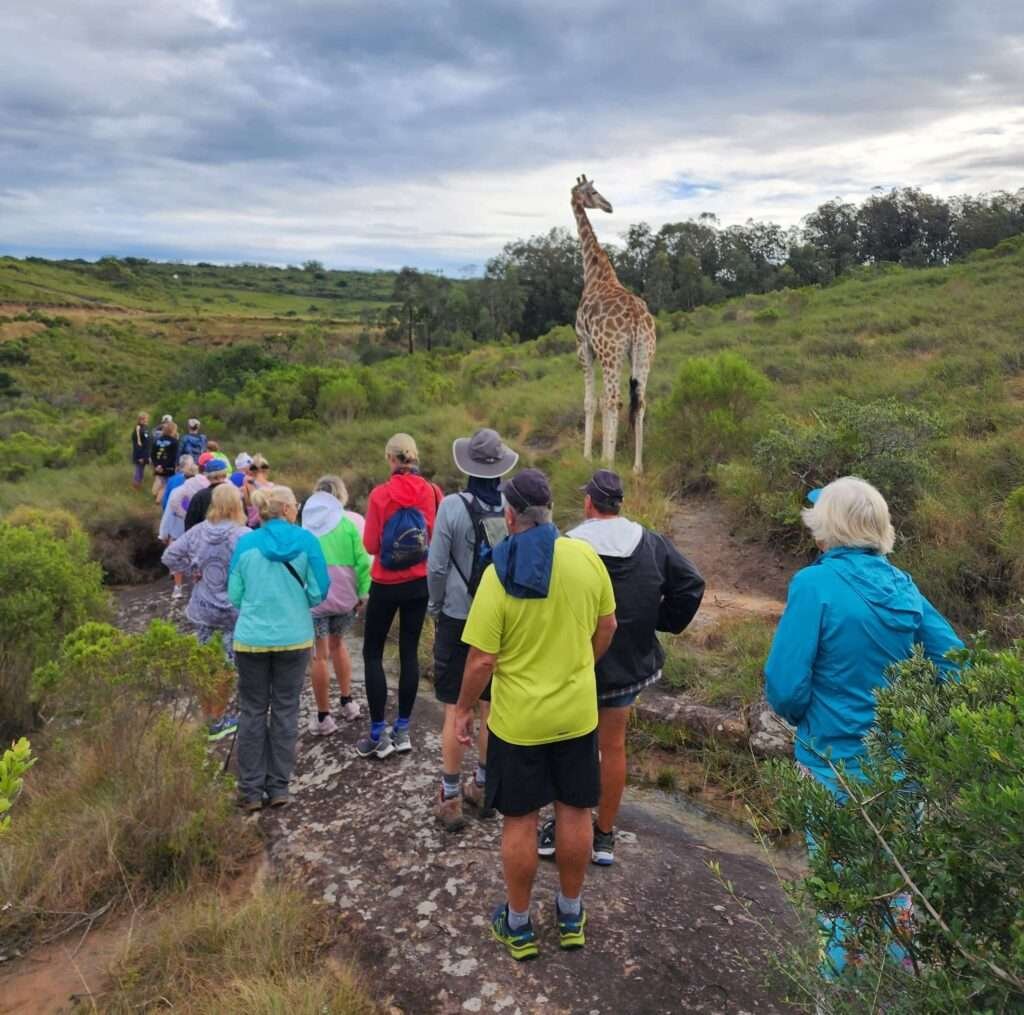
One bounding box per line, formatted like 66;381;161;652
452;494;508;596
380;505;431;569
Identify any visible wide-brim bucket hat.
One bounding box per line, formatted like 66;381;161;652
452;428;519;479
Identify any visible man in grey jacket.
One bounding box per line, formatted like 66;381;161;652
427;428;518;831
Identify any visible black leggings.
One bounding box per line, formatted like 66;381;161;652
362;578;429;724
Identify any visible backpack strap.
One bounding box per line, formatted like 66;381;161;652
282;560;306;589
449;493;477;589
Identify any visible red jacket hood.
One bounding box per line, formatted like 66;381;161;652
385;471;432;507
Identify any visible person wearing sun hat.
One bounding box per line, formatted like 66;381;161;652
454;467;617;959
427;428;519;831
231;452;253;489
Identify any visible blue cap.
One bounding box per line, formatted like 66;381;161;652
806;488;823;505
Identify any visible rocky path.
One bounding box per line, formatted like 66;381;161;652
118;578;800;1015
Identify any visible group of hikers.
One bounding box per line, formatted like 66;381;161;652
130;412;963;980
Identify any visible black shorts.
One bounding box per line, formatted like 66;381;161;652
485;727;600;817
433;613;490;704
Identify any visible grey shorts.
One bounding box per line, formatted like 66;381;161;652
313;612;356;641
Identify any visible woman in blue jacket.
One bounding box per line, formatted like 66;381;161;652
765;475;962;979
228;484;329;811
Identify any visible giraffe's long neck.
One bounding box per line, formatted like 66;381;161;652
572;200;618;290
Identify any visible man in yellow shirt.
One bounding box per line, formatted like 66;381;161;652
456;469;617;960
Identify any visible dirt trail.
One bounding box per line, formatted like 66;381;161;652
667;498;792;636
110;579;801;1015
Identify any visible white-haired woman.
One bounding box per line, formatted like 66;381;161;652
765;475;962;979
228;485;329;811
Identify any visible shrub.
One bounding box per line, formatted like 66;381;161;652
753;398;943;522
0;517;108;737
655;351;771;481
534;323;577;355
766;642;1024;1013
0;738;35;833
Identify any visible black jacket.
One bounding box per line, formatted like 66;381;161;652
131;423;151;463
184;481;222;531
150;435;179;476
569;518;705;698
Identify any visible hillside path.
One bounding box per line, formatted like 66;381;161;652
118;579;801;1015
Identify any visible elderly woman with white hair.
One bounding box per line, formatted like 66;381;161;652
766;475;962;794
765;476;962;980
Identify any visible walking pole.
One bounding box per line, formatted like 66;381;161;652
222;725;238;773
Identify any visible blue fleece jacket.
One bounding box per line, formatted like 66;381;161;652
765;547;962;794
228;519;330;650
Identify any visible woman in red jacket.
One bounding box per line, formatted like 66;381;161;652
358;433;442;760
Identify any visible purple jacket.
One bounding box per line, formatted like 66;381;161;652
161;520;248;629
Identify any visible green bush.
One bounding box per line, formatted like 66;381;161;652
0;516;108;737
754;398;943;521
655;351;771;481
766;642;1024;1013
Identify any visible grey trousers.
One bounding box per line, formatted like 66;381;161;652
235;648;310;801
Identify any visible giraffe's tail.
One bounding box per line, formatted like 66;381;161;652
628;376;640;431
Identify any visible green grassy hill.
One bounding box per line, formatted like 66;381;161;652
2;239;1023;642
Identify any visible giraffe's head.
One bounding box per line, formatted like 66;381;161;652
572;175;613;214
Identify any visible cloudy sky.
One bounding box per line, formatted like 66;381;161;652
3;1;1023;271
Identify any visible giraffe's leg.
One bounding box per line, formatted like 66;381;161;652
601;368;620;466
578;335;596;460
631;326;655;474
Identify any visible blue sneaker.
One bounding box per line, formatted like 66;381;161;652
555;899;587;950
490;905;539;961
208;713;238;742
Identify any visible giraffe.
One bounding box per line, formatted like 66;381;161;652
571;175;657;473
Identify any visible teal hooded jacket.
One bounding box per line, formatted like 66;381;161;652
765;547;962;794
228;519;330;650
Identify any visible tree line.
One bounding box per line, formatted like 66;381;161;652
377;187;1024;347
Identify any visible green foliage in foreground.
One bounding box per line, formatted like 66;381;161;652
767;642;1024;1013
0;511;108;737
0;738;35;834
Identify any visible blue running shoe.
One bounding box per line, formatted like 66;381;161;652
491;905;539;961
208;713;238;742
555;899;587;950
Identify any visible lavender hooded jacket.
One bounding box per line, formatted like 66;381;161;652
161;520;248;629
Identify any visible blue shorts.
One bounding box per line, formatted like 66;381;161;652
599;688;641;710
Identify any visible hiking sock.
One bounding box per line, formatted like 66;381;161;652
394;716;411;732
556;891;582;917
339;695;353;706
318;712;330;723
441;772;461;800
474;764;486;787
507;905;530;931
370;720;387;742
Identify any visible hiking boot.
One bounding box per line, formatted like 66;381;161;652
592;824;615;866
463;778;495;819
555;898;587;950
537;818;556;858
207;713;238;742
339;699;361;722
308;713;338;736
355;731;395;760
491;905;539;961
436;789;467;832
171;585;184;600
390;725;412;753
268;794;289;808
236;795;262;813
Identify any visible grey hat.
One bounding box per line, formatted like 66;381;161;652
452;428;519;479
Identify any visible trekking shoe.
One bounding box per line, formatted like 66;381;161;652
537;818;556;858
171;585;184;600
268;794;289;809
555;899;587;950
491;905;539;961
355;731;395;760
592;825;615;866
436;789;467;832
207;713;238;742
390;725;412;753
237;795;262;813
308;713;338;736
463;778;495;819
339;699;361;722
